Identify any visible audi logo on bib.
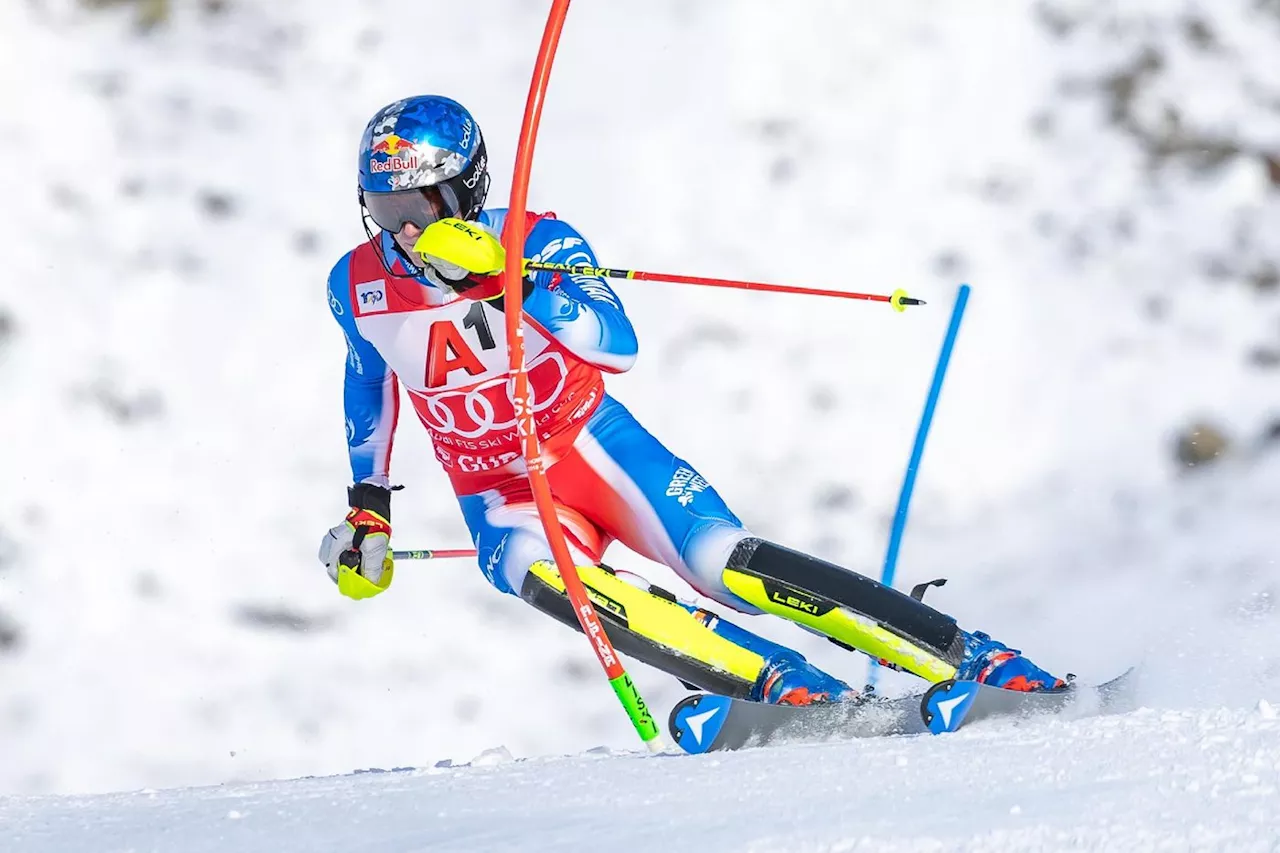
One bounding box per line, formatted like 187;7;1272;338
412;351;569;441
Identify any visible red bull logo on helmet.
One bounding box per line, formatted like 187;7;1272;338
369;134;419;173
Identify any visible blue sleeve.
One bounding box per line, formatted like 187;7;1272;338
328;253;399;487
482;211;638;373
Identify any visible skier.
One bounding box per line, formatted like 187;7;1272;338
319;95;1065;706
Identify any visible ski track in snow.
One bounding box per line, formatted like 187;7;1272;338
6;707;1280;853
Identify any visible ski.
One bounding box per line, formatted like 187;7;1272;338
669;668;1137;754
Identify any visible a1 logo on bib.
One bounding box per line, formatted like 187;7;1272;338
355;280;388;314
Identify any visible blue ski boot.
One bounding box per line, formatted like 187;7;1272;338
752;649;858;706
957;630;1066;692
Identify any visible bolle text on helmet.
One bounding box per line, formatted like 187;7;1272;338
463;155;487;189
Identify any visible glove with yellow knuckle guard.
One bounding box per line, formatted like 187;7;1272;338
413;218;534;306
318;484;394;600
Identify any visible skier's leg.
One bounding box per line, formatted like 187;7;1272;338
519;560;852;703
457;484;760;696
543;396;855;704
457;472;852;704
455;478;608;596
543;394;759;608
722;538;1065;691
552;396;1062;693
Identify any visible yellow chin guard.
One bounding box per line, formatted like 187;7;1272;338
337;558;395;600
412;218;506;276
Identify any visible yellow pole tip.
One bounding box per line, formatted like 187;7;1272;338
890;288;909;313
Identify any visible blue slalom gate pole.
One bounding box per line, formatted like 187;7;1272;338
869;283;970;688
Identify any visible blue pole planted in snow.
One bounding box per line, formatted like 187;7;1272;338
869;283;970;688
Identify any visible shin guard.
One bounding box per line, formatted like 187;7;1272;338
722;539;965;682
520;562;766;699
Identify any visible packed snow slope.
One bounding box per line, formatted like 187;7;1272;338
0;0;1278;797
7;704;1280;853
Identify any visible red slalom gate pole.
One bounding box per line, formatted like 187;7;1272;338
525;262;926;311
502;0;663;750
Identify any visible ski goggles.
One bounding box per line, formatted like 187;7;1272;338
362;184;463;233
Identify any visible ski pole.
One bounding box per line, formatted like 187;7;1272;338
525;261;925;311
391;548;478;561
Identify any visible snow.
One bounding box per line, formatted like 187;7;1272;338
0;1;1278;844
6;706;1280;852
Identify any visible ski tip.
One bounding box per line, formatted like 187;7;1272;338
669;694;733;754
920;680;981;735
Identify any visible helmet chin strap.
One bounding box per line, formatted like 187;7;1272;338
360;208;428;282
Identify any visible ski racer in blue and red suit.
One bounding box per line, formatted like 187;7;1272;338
318;95;1065;705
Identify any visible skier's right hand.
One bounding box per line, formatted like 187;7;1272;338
318;484;395;600
412;218;535;307
412;217;505;281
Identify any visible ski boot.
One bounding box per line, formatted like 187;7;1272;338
752;649;857;706
692;608;856;706
957;630;1066;692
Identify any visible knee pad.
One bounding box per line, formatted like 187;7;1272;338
678;522;758;611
